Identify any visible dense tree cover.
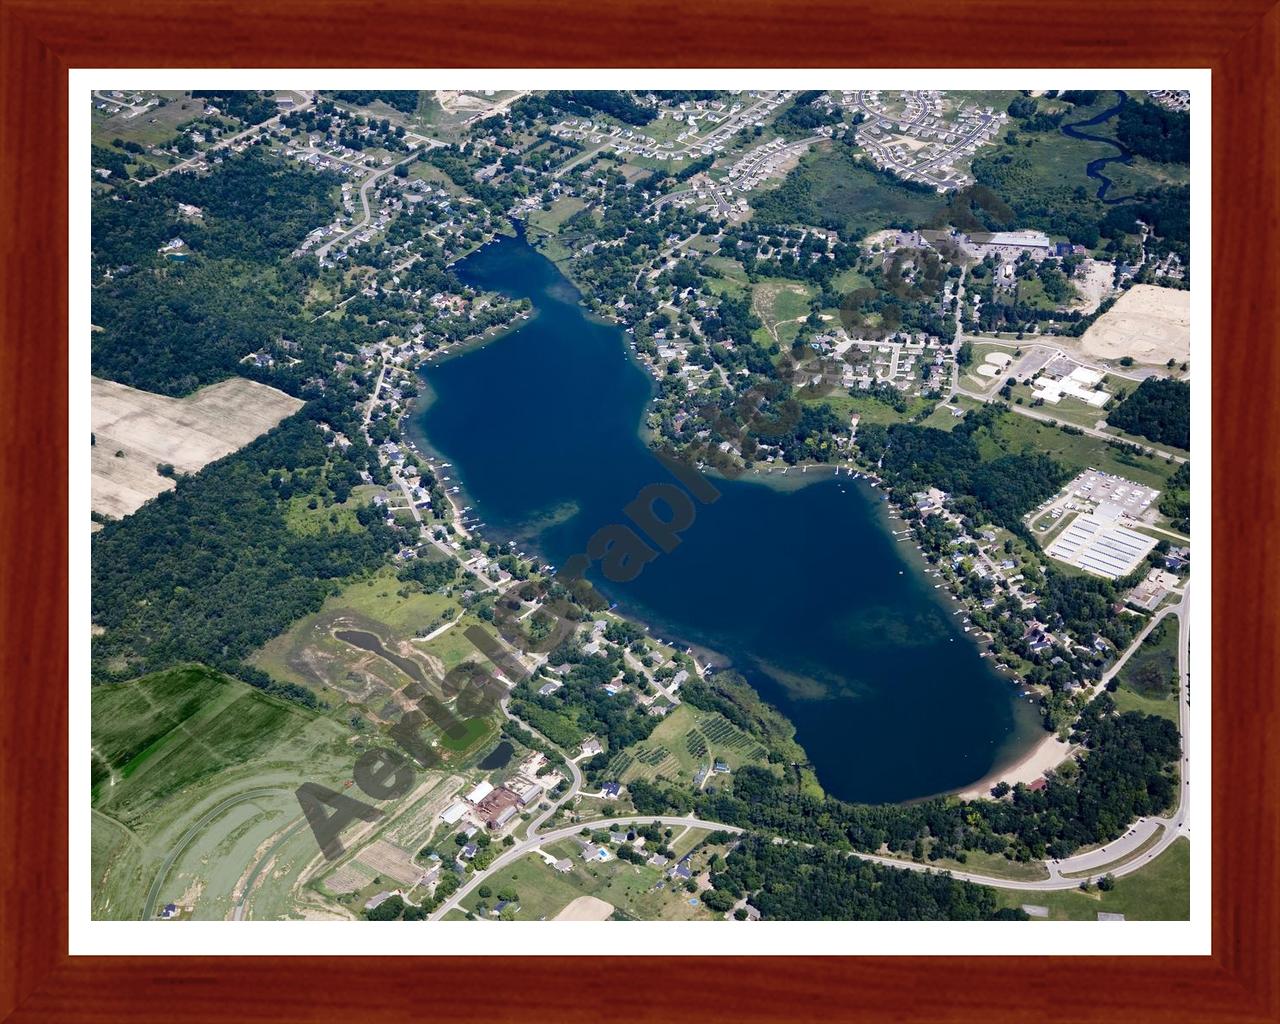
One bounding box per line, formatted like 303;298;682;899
633;690;1178;863
396;555;458;591
148;149;342;263
91;144;133;182
92;257;310;395
1116;101;1190;164
331;90;420;114
509;641;661;778
1107;377;1190;449
544;90;658;126
971;149;1108;248
774;93;843;137
859;406;1071;529
190;91;277;126
92;411;408;683
1159;461;1190;532
91;150;356;396
710;835;1009;920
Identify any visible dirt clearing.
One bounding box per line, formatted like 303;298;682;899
92;376;303;519
553;895;615;921
1080;285;1190;365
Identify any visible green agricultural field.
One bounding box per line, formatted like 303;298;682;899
91;665;359;921
998;838;1190;921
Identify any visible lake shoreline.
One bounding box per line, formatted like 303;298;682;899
409;229;1043;805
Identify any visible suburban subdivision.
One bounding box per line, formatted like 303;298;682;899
90;87;1194;924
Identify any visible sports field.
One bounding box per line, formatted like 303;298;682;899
92;376;303;519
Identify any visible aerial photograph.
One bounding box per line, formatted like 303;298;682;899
88;86;1193;926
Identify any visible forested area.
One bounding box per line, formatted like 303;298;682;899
855;405;1071;529
709;835;1016;920
92;259;309;395
749;137;944;239
331;90;420;114
190;91;278;126
1116;101;1190;164
91;406;408;685
543;90;658;126
509;639;662;779
92;150;344;396
629;691;1179;864
1108;377;1191;449
1159;462;1191;532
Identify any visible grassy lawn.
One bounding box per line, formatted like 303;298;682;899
831;267;872;293
810;390;935;427
526;196;587;234
918;404;968;431
702;256;751;299
466;844;716;921
999;838;1190;921
880;847;1050;883
1112;617;1180;723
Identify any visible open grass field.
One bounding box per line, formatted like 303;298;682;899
92;92;206;151
809;390;935;427
92;376;303;520
499;838;722;921
998;837;1190;921
701;255;751;299
753;143;948;241
979;405;1182;493
1112;617;1180;723
91;665;361;920
527;196;588;234
1080;285;1191;366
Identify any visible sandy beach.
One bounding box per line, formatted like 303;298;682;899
952;733;1075;801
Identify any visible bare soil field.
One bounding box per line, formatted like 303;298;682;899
356;839;424;887
1070;259;1117;315
1080;285;1191;365
92;376;303;519
553;895;615;921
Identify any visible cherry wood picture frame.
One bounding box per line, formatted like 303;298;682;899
2;1;1277;1020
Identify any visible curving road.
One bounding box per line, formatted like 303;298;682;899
141;787;286;920
433;585;1191;908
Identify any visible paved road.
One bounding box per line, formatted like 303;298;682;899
430;815;741;919
433;585;1192;906
139;97;314;186
316;149;430;260
956;380;1188;464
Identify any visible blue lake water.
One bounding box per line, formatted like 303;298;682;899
411;231;1041;803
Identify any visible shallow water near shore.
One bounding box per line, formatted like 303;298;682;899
411;230;1042;803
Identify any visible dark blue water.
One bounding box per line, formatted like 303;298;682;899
1061;91;1134;204
411;231;1041;803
